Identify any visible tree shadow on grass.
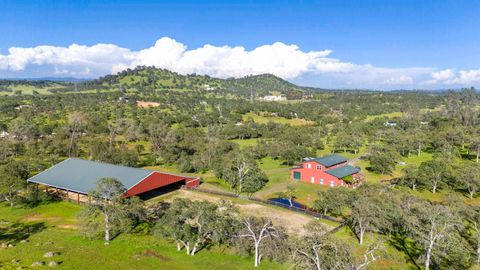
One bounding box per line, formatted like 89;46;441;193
0;221;47;245
389;233;423;270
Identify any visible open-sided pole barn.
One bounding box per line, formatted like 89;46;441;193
27;158;200;203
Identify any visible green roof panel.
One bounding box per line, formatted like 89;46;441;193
313;154;348;167
27;158;154;194
325;165;360;179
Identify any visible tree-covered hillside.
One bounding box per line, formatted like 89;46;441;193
0;66;309;97
92;66;306;96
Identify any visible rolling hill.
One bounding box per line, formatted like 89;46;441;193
0;66;308;97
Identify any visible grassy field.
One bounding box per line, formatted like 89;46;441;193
363;111;403;122
0;84;66;96
0;202;286;270
242;112;314;126
229;138;259;149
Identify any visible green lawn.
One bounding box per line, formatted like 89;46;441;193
0;202;285;270
0;84;66;96
229;138;259;149
363;111;403;122
242;112;314;126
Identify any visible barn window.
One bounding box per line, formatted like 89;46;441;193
316;165;322;170
320;178;324;185
306;163;311;169
311;177;315;183
329;180;335;187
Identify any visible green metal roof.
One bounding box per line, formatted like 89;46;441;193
311;154;348;167
27;158;154;194
326;165;360;179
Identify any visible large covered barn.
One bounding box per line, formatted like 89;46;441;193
27;158;200;202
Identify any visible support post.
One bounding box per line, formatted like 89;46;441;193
77;193;80;204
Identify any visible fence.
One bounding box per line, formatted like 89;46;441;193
182;185;344;224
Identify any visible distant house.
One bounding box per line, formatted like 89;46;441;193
118;96;129;103
136;101;160;108
0;131;9;138
14;104;31;110
384;121;397;127
203;84;215;91
261;95;287;101
290;154;361;188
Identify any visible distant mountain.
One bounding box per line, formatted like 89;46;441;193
223;73;305;96
0;67;311;96
27;77;90;82
89;66;307;96
0;77;87;83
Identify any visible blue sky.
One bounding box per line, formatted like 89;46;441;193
0;0;479;89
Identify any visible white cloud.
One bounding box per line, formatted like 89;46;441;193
431;69;455;81
0;43;133;76
119;38;338;79
424;68;480;86
0;37;478;89
385;75;414;85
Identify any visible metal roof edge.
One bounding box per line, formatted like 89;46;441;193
27;158;73;182
27;179;88;195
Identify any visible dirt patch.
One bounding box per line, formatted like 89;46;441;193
163;190;323;235
56;224;77;230
133;249;171;261
22;215;61;223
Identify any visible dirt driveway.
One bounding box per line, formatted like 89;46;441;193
155;190;330;235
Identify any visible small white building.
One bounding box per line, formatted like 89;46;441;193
14;104;31;110
384;121;397;127
261;95;287;101
0;131;9;138
118;96;129;102
203;84;215;91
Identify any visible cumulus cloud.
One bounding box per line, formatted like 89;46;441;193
118;37;340;79
0;37;478;89
0;43;133;77
385;75;414;85
424;68;480;86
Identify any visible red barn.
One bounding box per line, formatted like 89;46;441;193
290;154;361;187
